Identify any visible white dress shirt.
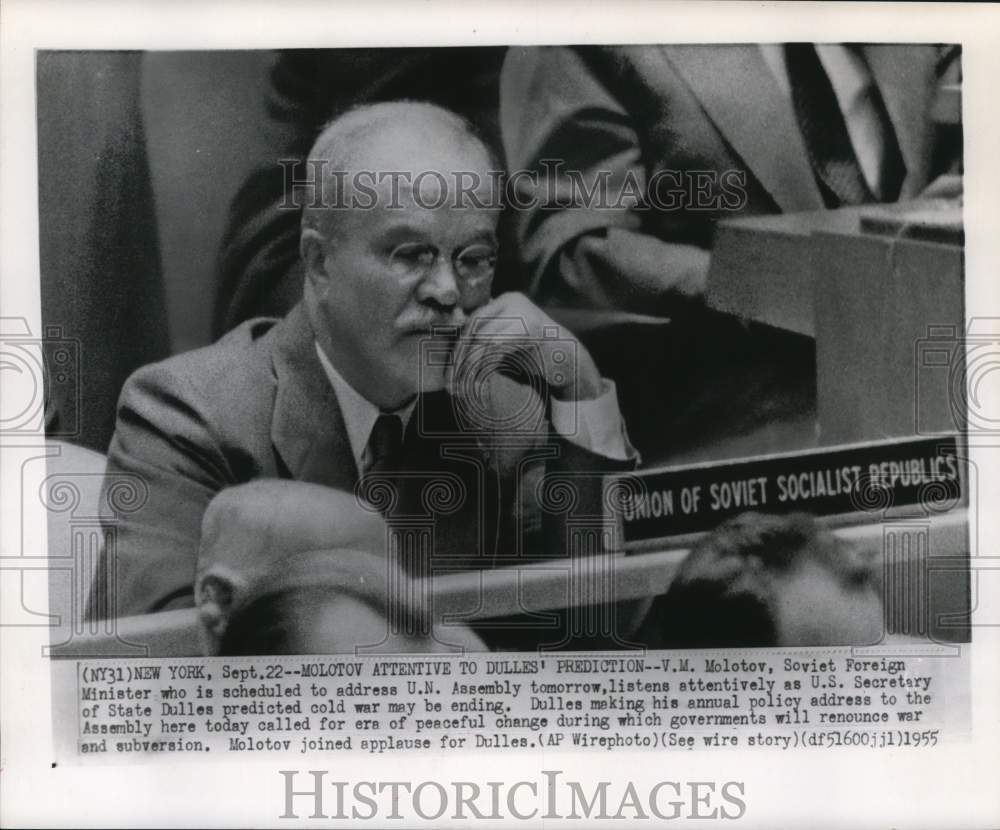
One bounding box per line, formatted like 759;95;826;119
760;44;890;198
315;342;637;470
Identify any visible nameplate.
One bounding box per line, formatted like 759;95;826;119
611;435;963;546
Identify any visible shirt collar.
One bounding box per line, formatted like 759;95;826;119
314;341;416;472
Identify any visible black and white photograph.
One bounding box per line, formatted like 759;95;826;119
2;2;998;827
38;39;969;655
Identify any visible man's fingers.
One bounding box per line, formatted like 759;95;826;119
451;335;528;402
454;292;580;398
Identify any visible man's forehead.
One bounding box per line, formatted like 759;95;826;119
329;114;493;177
382;170;499;207
328;164;500;231
370;205;498;231
306;106;500;234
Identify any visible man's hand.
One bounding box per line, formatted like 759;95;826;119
450;292;604;402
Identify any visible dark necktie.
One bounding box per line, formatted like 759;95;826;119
785;43;903;207
360;413;428;583
362;413;405;479
356;412;405;519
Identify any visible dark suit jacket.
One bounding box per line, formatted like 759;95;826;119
95;303;634;646
499;44;956;316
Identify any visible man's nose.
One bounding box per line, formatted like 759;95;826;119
418;257;461;308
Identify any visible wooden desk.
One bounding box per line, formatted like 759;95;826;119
705;201;963;445
50;509;968;658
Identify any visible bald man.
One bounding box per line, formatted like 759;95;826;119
194;482;488;655
92;102;641;651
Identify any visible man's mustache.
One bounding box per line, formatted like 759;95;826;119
400;311;468;336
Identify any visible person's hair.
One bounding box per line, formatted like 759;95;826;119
317;99;502;171
299;99;502;238
217;583;431;656
649;512;844;649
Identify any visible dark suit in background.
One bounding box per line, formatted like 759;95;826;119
498;45;958;462
499;44;956;316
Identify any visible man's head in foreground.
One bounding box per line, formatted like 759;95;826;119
195;481;486;655
300;101;500;411
651;512;884;648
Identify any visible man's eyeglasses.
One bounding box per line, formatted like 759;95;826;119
387;242;497;284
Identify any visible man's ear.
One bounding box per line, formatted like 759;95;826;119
300;226;331;287
196;572;238;654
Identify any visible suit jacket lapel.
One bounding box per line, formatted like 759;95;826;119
270;304;358;491
862;45;936;199
664;44;825;212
